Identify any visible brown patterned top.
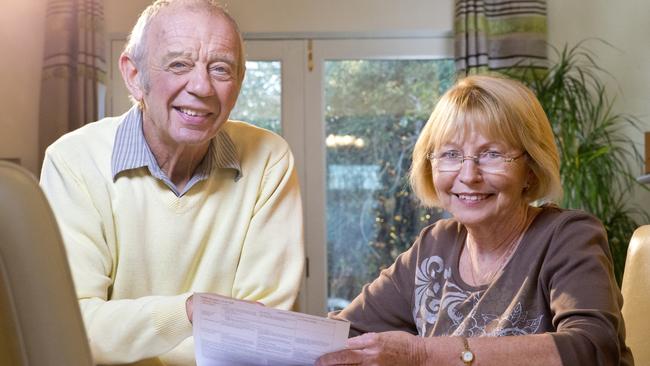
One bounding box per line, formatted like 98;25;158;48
331;205;633;366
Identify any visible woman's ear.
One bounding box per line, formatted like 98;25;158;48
525;169;537;191
119;53;144;102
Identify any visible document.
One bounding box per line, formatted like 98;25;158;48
193;293;350;366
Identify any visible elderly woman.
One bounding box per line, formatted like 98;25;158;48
316;76;632;366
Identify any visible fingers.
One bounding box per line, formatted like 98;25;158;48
346;332;379;350
315;349;364;366
315;334;377;365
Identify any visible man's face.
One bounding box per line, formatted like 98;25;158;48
137;7;242;149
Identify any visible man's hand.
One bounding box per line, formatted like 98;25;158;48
315;331;427;366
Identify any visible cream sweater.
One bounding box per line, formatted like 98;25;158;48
40;116;304;365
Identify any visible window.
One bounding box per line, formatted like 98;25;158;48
230;61;282;134
303;38;454;315
323;58;454;310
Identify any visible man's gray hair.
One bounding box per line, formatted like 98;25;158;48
123;0;246;88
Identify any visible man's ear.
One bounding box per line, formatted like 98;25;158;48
119;53;144;102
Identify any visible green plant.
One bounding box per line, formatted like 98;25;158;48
508;42;649;283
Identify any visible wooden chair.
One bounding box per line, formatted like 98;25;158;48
621;225;650;365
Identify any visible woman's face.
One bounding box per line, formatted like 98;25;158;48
432;131;531;231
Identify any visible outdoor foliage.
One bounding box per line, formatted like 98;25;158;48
507;43;649;283
324;59;455;302
231;61;282;133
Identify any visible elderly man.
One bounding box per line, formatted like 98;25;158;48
39;0;304;364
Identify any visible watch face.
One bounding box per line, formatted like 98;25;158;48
462;351;474;362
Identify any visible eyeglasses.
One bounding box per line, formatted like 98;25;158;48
427;150;526;173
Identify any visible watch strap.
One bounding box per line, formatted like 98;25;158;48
460;336;475;365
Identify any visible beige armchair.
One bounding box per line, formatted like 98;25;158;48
621;225;650;365
0;161;92;365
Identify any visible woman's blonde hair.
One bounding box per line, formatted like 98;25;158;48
409;75;562;207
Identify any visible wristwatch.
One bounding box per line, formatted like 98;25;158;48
460;337;475;365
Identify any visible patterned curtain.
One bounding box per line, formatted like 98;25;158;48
454;0;548;76
38;0;106;162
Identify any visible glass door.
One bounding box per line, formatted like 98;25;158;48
323;58;455;310
230;60;282;134
304;38;454;314
232;40;309;310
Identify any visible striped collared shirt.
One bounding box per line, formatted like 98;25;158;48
111;106;242;197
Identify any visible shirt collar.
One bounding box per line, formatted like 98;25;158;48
111;106;242;194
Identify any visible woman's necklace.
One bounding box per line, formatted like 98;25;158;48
466;233;522;286
465;207;534;286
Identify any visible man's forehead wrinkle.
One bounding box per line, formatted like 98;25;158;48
160;46;237;64
207;46;238;63
160;50;192;63
165;38;239;65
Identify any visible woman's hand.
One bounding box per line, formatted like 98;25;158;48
315;331;427;366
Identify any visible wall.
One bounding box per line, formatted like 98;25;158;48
105;0;453;37
547;0;650;211
0;0;47;174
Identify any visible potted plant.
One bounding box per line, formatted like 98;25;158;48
507;42;649;283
